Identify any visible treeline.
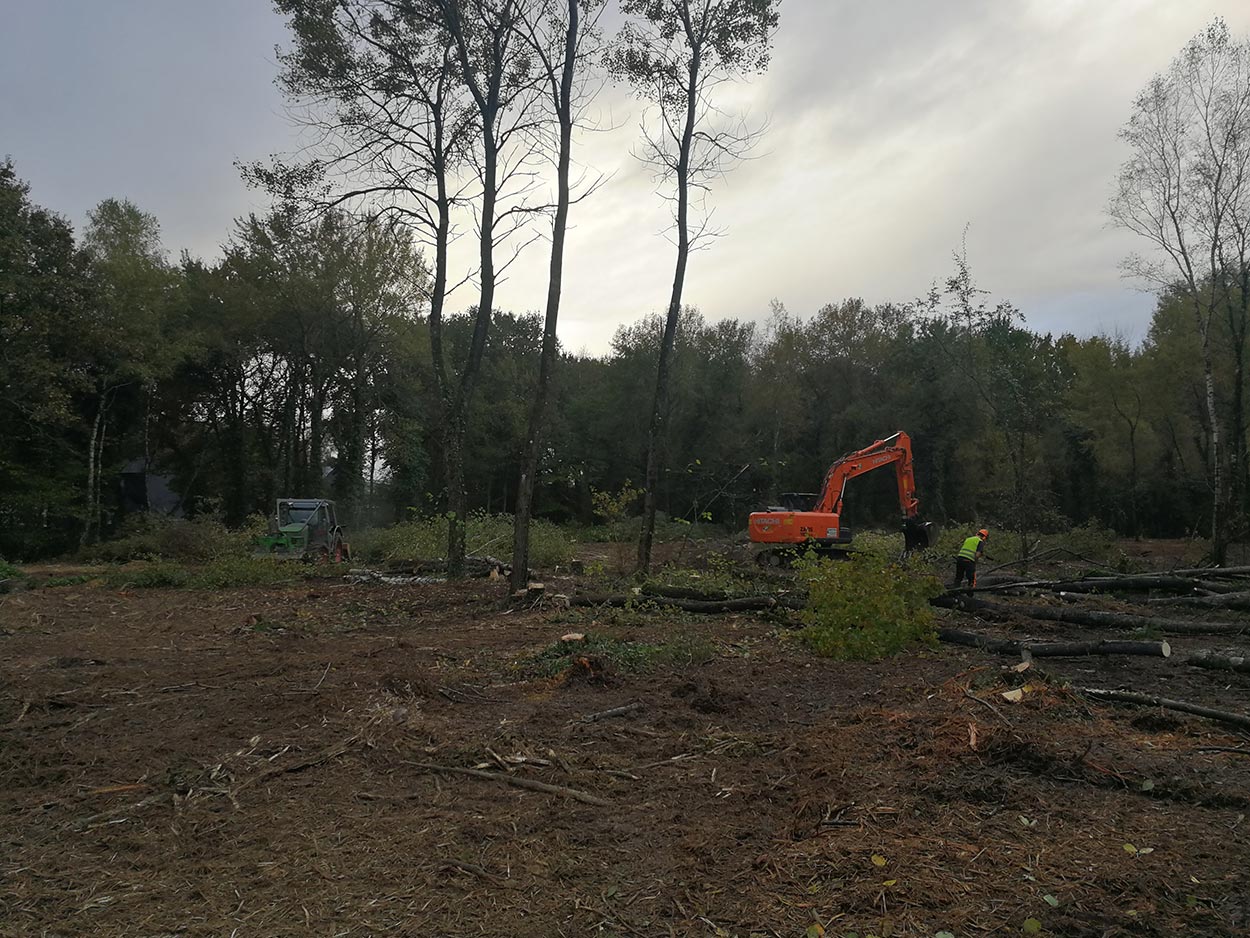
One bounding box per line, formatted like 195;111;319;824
3;10;1249;568
0;155;1243;560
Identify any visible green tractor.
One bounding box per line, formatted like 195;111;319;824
255;498;351;562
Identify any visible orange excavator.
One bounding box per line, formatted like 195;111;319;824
749;431;932;566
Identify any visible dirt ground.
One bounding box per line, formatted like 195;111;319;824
2;561;1249;937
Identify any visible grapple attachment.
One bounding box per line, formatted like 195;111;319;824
903;519;933;553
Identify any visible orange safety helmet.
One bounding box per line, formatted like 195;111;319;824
977;528;989;539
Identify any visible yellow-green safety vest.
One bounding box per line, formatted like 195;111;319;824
958;535;981;561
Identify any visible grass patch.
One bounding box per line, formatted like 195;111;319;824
102;557;304;590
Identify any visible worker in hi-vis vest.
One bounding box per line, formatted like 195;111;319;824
954;528;989;588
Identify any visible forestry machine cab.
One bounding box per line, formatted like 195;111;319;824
748;431;932;566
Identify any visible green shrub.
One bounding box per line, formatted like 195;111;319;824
796;548;943;660
0;559;22;580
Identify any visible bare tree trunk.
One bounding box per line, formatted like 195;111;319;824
1202;328;1227;564
638;46;700;575
512;0;579;591
80;393;104;548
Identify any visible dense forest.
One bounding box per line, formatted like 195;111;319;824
1;8;1248;568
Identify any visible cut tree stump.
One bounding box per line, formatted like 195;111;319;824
938;627;1170;659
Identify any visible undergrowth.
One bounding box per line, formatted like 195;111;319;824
353;513;575;569
83;514;266;563
0;559;22;580
525;632;715;677
797;548;943;660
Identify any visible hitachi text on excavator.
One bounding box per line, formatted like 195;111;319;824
748;431;932;566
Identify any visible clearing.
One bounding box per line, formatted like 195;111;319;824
2;557;1248;937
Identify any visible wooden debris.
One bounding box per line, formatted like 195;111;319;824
569;592;793;613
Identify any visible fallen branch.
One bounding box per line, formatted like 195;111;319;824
402;761;610;806
938;627;1170;659
1187;651;1250;675
234;734;359;793
1080;687;1250;731
641;584;729;602
580;702;644;723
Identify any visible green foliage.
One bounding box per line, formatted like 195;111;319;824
797;549;944;660
0;560;22;580
355;514;575;569
525;631;714;677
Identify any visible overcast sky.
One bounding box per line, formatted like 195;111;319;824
5;0;1250;354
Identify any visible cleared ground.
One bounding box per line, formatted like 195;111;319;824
2;558;1248;937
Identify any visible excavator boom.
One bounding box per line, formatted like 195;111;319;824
749;430;930;561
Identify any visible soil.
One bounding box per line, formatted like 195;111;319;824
2;562;1249;937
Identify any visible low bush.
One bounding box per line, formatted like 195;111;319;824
796;548;943;660
0;559;22;580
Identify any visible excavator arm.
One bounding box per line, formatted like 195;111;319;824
818;431;920;519
748;429;931;559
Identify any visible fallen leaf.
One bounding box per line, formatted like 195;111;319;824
882;879;897;887
968;722;979;750
1022;918;1043;935
1043;894;1059;907
1123;843;1138;855
1138;847;1154;855
936;932;956;938
805;925;825;938
871;854;888;867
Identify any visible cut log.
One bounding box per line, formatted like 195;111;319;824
1187;651;1250;675
938;627;1170;659
945;597;1250;637
1146;590;1250;611
641;584;730;602
1080;687;1250;730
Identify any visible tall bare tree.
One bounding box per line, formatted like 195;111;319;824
1110;18;1250;563
609;0;779;573
261;0;545;575
510;0;607;590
